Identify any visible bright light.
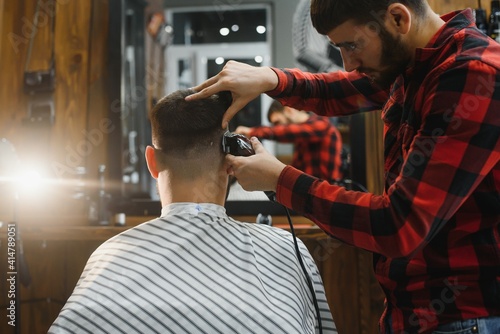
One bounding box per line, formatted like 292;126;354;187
164;25;173;34
215;57;225;65
17;169;48;193
0;168;54;197
256;25;266;34
219;27;230;36
24;170;43;183
254;55;263;63
231;24;239;32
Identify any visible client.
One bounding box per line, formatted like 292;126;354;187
49;89;337;333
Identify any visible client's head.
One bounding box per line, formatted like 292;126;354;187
146;89;232;204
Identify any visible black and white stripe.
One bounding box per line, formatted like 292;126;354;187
49;203;337;333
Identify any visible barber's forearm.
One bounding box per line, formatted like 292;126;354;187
267;68;388;117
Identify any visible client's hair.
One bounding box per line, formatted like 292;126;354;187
149;89;232;172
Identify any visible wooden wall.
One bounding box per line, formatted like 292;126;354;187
428;0;489;15
0;0;110;225
0;0;108;177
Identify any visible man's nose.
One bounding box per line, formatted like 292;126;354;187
340;49;360;72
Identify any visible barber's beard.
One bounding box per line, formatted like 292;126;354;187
371;28;412;89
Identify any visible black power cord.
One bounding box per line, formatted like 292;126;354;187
265;191;322;334
284;206;323;334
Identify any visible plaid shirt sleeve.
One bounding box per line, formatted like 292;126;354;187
248;116;331;143
272;37;500;260
266;69;389;116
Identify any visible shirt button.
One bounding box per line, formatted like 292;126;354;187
472;325;478;333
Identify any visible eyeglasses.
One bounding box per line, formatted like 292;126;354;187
331;40;362;55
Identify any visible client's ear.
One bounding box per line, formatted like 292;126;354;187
145;146;159;179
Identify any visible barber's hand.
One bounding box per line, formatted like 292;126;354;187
234;126;251;137
226;137;286;192
186;61;279;128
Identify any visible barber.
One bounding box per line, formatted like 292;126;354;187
186;0;500;333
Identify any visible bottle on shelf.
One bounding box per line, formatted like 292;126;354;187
488;0;500;42
88;165;111;225
473;8;489;35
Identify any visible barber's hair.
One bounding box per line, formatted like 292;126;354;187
310;0;427;35
267;99;285;123
150;89;231;163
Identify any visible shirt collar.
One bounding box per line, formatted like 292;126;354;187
412;9;474;67
160;202;227;218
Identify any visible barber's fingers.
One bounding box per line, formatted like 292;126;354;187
186;75;222;100
221;97;253;129
225;153;242;169
226;138;268;167
225;138;285;192
226;163;235;177
187;60;244;100
185;82;252;129
250;137;267;154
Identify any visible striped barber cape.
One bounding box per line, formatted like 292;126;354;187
49;202;337;334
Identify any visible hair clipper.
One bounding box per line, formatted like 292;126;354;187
221;131;255;156
221;131;276;201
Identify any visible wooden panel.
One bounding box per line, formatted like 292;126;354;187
0;1;27;148
0;237;102;333
428;0;487;14
17;240;68;333
0;0;4;60
51;0;92;176
365;110;384;196
354;110;385;334
85;0;111;182
24;0;55;72
0;0;98;222
314;243;362;334
0;0;56;166
0;0;93;177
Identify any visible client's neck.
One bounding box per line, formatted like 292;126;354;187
157;170;228;207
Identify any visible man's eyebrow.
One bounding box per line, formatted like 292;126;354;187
331;41;355;48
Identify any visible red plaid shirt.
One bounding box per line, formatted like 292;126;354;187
269;10;500;333
248;114;343;182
